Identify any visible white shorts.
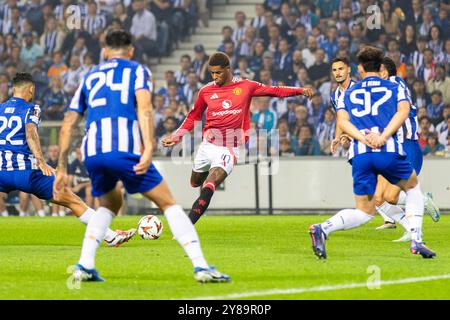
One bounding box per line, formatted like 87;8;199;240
193;141;239;176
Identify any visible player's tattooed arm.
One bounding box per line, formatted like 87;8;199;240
25;124;55;176
58;111;82;172
135;89;154;174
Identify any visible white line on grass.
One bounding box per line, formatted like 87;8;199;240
184;274;450;300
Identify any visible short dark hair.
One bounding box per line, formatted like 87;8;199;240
209;52;230;68
331;57;350;66
357;46;384;72
105;29;132;49
12;72;34;87
382;56;397;77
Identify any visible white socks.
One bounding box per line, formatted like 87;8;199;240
164;204;209;269
321;209;374;237
405;184;424;242
376;202;410;231
78;207;114;270
78;208;117;242
397;191;407;206
1;210;8;217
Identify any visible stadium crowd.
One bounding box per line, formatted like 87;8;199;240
0;0;449;160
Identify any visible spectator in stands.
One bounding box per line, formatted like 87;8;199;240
274;38;293;78
149;0;171;56
223;39;237;69
0;73;9;103
130;0;158;63
237;26;257;58
47;51;68;79
292;104;309;135
418;115;435;149
40;16;65;56
249;39;265;73
266;24;281;53
153;94;166;129
192;44;211;84
180;70;201;106
69;36;88;65
320;25;338;62
31;55;49;103
298;0;319;33
438;115;450;146
292;24;307;51
26;0;44;36
175;54;192;87
412;79;431;109
316;107;336;156
419;8;435;38
428;25;444;57
427;91;446;126
279;138;295;157
348;23;365;56
63;55;84;97
427;64;450;105
280;9;300;44
409;36;427;74
81;53;95;75
295;124;321;156
403;63;417;88
217;25;234;52
83;1;107;38
423;132;446;157
232;11;247;47
380;0;401;37
259;9;275;46
252;97;277;132
417;48;437;82
157;116;178;156
250;3;266;36
2;6;23;36
436;106;450;136
41;75;68;120
4;44;27;72
436;39;450;65
20;32;44;68
307;48;330;90
234;56;255;80
307;92;326;127
113;2;131;30
302;36;318;68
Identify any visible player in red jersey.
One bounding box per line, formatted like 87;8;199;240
162;52;314;224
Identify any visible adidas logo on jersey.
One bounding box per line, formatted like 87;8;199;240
210;93;219;100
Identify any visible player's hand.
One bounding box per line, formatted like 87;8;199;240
134;149;152;175
364;130;386;148
300;87;314;99
330;137;340;154
53;170;69;200
37;160;55;177
339;134;352;150
161;135;179;148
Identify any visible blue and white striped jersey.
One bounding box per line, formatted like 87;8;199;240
330;79;357;111
337;76;410;159
68;58;153;158
388;76;419;141
0;97;41;171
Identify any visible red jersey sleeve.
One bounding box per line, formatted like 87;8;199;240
249;80;304;97
171;88;207;141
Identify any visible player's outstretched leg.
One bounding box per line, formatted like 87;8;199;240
309;207;375;259
52;187;136;247
144;180;231;283
188;168;227;224
394;190;440;222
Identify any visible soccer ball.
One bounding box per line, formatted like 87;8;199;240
137;215;163;240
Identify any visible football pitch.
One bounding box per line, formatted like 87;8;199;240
0;215;449;300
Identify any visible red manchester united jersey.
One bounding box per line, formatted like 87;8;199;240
172;77;304;147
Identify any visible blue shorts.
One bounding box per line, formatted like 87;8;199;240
84;152;163;197
0;170;54;200
403;139;423;175
352;153;414;196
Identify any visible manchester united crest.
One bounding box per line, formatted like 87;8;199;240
233;87;242;96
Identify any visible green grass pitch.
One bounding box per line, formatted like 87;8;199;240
0;215;449;300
